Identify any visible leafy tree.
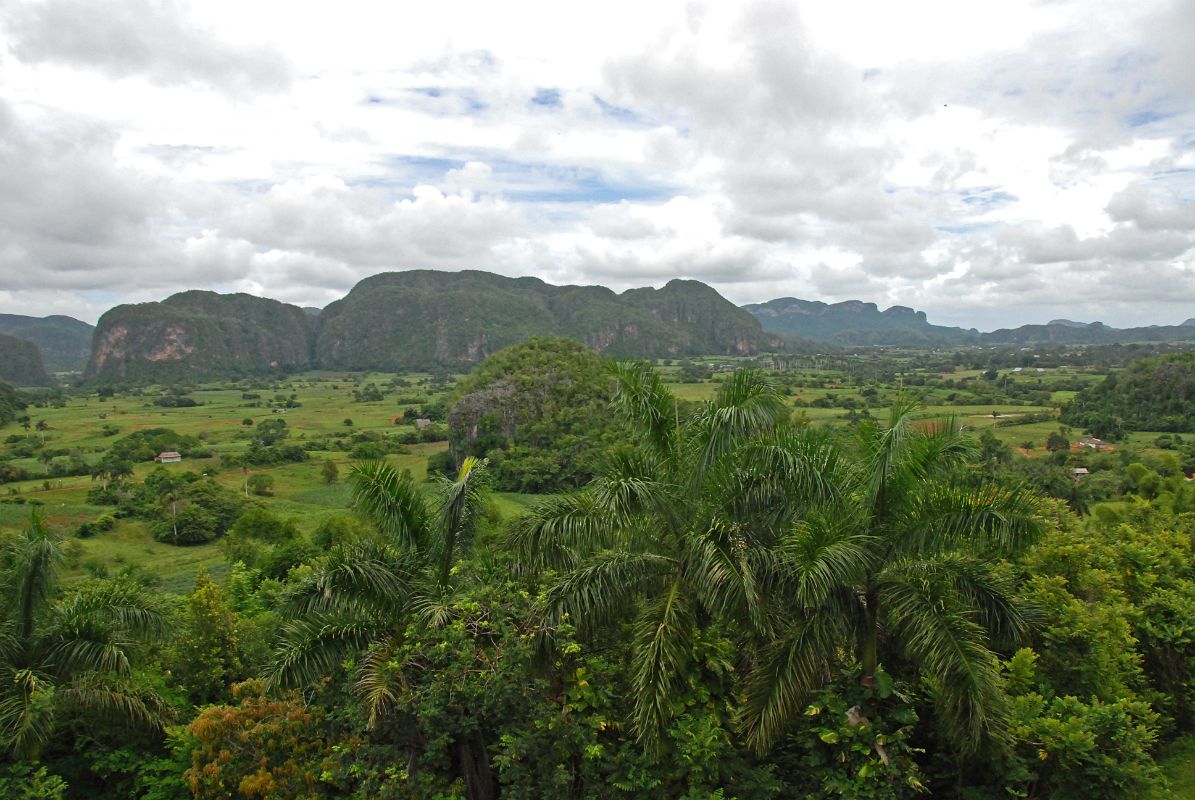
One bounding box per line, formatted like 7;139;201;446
510;364;833;751
742;401;1044;755
166;571;244;705
265;457;492;796
0;511;168;758
246;473;274;496
321;459;339;485
182;680;334;799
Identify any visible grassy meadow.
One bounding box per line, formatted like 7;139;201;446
0;358;1130;593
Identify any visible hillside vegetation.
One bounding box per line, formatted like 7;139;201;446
85;291;315;383
1063;350;1195;434
441;337;629;491
0;334;51;386
315;270;777;371
0;314;93;372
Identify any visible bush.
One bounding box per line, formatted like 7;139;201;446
75;514;117;538
246;474;274;496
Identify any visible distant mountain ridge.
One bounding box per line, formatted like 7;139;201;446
0;333;52;386
743;297;975;345
746;297;1195;347
84;270;780;382
36;275;1195;385
86;291;315;383
315;270;778;372
0;314;93;372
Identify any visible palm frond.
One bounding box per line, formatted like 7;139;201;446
895;482;1045;556
882;565;1009;754
281;540;419;618
545;550;676;636
609;360;680;458
350;460;431;551
881;553;1030;646
44;636;131;679
0;667;57;758
591;449;672;524
7;510;63;641
688;370;788;485
741;609;847;754
631;580;695;753
433;455;488;586
353;637;406;729
54;580;168;643
57;673;170;735
506;491;616;573
779;512;875;608
266;613;383;689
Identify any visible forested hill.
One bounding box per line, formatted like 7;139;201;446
1062;349;1195;433
744;297;975;344
85;291;315;383
0;333;51;386
746;296;1195;346
314;270;778;371
0;313;93;372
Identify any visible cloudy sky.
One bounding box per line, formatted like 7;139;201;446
0;0;1192;330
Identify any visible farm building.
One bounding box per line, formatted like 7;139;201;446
155;451;182;463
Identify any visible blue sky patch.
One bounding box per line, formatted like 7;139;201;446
531;88;562;108
960;188;1018;209
937;223;992;234
594;96;638;123
1128;109;1172;127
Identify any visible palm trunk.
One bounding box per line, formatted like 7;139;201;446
860;587;879;688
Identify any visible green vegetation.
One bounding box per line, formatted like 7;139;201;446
0;313;93;373
0;342;1194;798
315;270;775;372
86;291;313;383
441;337;629;491
1063;349;1195;436
0;334;51;386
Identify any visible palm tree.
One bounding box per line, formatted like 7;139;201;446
0;510;168;757
509;364;843;751
741;399;1044;754
266;457;492;792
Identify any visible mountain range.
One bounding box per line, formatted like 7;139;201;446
743;297;1195;347
3;270;1195;385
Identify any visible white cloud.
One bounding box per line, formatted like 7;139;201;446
0;0;1190;329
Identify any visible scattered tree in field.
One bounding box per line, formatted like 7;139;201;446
246;473;274;496
321;459;339;484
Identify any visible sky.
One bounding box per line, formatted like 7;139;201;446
0;0;1192;331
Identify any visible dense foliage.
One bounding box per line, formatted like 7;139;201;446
5;355;1195;799
1063;350;1195;434
0;334;51;386
442;338;629;491
314;270;775;372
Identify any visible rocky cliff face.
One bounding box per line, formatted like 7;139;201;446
0;333;52;386
85;291;314;383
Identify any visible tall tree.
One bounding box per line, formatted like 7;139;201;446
266;457;493;797
510;364;843;751
0;511;168;757
742;400;1044;754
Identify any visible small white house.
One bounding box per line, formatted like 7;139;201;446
155;451;182;463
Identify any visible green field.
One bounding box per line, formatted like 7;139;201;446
0;359;1169;594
